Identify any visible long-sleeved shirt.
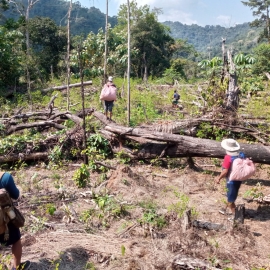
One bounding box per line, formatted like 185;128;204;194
0;173;20;200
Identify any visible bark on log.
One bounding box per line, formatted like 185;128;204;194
192;220;224;231
172;254;221;270
0;152;48;163
7;121;66;135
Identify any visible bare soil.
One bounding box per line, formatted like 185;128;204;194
1;158;270;270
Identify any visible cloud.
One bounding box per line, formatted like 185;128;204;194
158;9;197;25
216;15;235;27
114;0;202;11
113;0;201;24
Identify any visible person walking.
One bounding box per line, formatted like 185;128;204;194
100;76;117;121
0;172;31;270
172;90;180;108
215;139;242;219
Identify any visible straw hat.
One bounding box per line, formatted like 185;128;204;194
221;139;240;156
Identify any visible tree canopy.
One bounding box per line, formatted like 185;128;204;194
242;0;270;42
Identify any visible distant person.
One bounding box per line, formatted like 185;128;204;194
0;172;31;270
100;76;117;121
172;90;180;108
215;139;242;220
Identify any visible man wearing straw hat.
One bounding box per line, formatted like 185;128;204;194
215;138;242;219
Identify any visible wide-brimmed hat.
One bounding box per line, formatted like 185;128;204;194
221;139;240;155
108;76;113;82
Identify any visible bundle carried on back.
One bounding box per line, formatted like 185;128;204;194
229;152;256;181
0;172;25;240
100;83;117;101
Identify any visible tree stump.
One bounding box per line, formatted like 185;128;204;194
234;204;245;224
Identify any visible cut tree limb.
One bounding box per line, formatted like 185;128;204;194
41;81;92;93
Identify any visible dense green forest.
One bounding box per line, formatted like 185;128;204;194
0;0;269;94
1;0;118;35
163;21;260;57
0;0;259;56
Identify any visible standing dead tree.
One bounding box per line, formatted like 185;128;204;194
221;38;240;110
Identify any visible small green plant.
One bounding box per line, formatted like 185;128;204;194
115;150;131;164
72;164;90;188
85;134;111;160
28;214;47;233
243;182;264;200
121;245;126;256
48;145;63;165
46;203;57;215
211;158;221;167
0;254;12;270
49;254;62;270
84;262;97;270
167;188;190;218
208;256;219;267
196;122;229;141
139;208;167;229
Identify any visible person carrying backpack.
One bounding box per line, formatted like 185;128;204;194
215;139;242;219
0;172;31;270
172;90;180;108
100;76;117;121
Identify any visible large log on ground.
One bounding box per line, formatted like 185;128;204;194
91;112;270;164
105;126;270;163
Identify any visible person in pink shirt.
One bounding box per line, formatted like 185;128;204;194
215;139;242;218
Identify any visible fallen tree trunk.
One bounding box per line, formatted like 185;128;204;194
92;112;270;164
41;81;93;93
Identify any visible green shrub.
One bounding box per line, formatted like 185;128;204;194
72;164;90;188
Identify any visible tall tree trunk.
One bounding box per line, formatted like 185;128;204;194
266;3;270;43
66;0;72;111
127;0;131;126
104;0;108;84
143;52;147;82
226;49;240;110
78;45;88;165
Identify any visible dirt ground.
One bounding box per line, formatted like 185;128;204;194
1;158;270;270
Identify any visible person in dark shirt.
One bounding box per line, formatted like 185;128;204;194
0;172;31;270
172;90;180;108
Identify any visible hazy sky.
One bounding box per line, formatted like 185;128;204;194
78;0;254;27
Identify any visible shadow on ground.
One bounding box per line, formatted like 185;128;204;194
29;246;93;270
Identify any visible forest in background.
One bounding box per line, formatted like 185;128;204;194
0;0;259;57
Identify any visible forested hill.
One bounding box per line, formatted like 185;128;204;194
2;0;259;56
163;21;259;56
2;0;118;35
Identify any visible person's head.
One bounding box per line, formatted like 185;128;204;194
174;90;177;93
108;76;113;82
221;138;240;156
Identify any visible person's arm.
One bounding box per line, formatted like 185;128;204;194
215;155;231;184
1;173;20;199
215;169;228;184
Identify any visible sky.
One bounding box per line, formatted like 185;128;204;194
78;0;254;27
